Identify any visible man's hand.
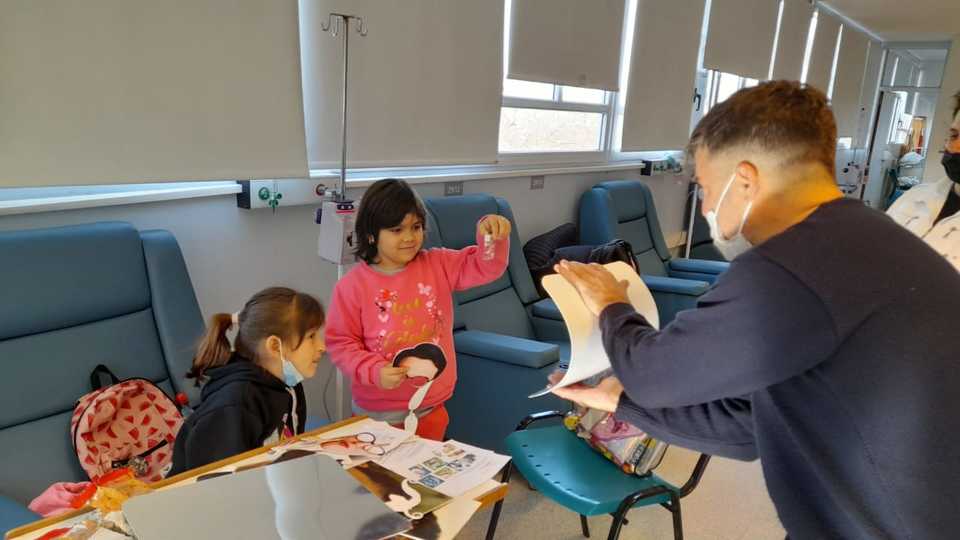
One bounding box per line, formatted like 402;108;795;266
478;215;512;241
554;261;630;316
549;374;624;413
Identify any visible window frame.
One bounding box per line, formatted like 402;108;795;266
498;82;617;164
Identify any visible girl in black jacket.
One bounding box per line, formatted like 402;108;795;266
169;287;326;476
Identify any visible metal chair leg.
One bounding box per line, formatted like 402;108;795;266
669;492;683;540
485;462;514;540
606;508;629;540
580;514;590;538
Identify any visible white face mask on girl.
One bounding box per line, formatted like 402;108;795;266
705;172;754;260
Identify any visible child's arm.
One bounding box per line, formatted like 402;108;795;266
436;215;511;291
325;280;397;388
182;406;261;470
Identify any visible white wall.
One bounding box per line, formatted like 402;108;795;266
0;171;689;420
926;37;960;181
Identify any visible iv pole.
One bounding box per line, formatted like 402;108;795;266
321;12;366;421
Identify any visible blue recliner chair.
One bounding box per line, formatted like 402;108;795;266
684;184;725;261
0;222;205;536
423;195;569;452
579;180;729;323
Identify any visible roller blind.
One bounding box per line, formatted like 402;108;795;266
703;0;780;80
300;0;504;169
0;0;307;187
621;0;706;151
831;27;870;139
508;0;626;91
772;0;814;81
857;40;884;148
805;10;841;92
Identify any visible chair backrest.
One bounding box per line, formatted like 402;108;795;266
423;194;540;339
684;184;725;261
578;180;672;276
0;222;204;503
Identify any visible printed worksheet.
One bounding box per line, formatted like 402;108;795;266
529;261;659;398
378;439;510;498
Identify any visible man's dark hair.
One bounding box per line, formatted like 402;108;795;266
353;178;427;264
688;81;837;173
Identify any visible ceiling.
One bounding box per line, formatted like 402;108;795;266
823;0;960;42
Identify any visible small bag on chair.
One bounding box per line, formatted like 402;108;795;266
564;404;668;476
71;365;184;483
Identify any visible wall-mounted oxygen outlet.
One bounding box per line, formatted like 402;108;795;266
530;175;545;190
640;157;683;176
237;179;330;210
444;181;464;196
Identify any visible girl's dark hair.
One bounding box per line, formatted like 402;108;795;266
187;287;325;385
354;179;427;264
392;342;446;377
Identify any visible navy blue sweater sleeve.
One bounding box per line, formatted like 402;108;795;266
602;254;837;408
616;393;758;460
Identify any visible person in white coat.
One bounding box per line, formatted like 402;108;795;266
887;90;960;269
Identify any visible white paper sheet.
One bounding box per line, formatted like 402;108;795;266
378;439;510;498
529;261;659;398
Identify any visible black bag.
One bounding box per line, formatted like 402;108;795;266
531;239;639;296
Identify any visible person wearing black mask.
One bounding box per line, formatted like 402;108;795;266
888;90;960;269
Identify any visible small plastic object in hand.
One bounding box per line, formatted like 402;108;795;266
482;233;495;261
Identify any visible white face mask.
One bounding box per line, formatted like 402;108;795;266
277;338;305;387
704;172;754;260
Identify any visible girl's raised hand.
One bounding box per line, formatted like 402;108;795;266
478;215;512;241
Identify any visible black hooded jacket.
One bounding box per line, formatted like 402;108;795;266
169;355;306;476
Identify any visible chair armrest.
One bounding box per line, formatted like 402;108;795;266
516;411;565;431
641;275;709;297
454;330;560;369
668;258;729;275
668;258;729;284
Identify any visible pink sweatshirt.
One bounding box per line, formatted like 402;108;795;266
325;230;509;412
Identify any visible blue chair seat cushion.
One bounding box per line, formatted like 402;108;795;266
0;495;39;537
454;330;559;369
531;298;563;321
506;426;678;516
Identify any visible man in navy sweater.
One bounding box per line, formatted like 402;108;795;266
554;81;960;539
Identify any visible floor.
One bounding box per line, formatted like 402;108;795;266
458;447;786;539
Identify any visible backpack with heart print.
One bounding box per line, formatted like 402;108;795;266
70;365;185;483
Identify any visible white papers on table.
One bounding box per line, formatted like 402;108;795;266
377;439;509;498
291;420;414;467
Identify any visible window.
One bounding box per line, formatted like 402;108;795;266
499;81;612;154
704;71;757;113
498;0;617;157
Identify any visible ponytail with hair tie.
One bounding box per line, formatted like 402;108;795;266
187;312;236;385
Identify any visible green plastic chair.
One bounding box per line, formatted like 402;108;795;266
486;412;711;540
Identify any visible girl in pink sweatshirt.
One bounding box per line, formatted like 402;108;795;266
325;179;510;441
